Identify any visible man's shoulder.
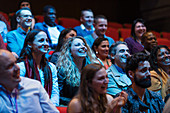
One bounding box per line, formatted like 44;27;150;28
34;22;44;28
74;25;81;30
20;77;41;87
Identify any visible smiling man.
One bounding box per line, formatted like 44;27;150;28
74;9;95;37
84;15;114;48
34;5;65;49
107;41;132;96
122;52;164;113
0;49;59;113
7;7;32;57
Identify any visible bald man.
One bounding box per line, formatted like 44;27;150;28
0;49;59;113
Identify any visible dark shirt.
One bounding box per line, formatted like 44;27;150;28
122;87;164;113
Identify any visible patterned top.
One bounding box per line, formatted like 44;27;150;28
122;87;164;113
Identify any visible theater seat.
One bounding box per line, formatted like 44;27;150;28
119;28;131;41
108;22;123;29
123;23;132;28
157;38;170;47
161;32;170;40
58;17;80;28
56;106;67;113
106;27;119;41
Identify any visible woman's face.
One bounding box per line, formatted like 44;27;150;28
65;30;77;40
135;22;146;38
95;40;109;58
20;2;30;9
157;47;170;67
71;38;87;59
32;31;49;54
91;67;109;95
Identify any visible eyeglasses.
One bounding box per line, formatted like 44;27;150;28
20;15;33;18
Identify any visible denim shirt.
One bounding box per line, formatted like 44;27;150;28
122;88;165;113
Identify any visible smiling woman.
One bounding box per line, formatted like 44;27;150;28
17;29;59;106
56;36;96;105
68;63;128;113
148;45;170;99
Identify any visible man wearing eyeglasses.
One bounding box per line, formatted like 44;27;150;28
7;8;32;57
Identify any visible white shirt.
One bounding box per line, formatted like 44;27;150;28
47;26;60;45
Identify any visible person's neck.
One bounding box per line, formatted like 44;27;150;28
84;24;91;30
161;65;170;75
32;52;43;69
132;84;145;101
45;21;55;27
4;84;18;93
73;57;84;72
114;62;125;70
20;26;29;33
136;37;142;44
95;31;104;38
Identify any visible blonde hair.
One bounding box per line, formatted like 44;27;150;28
56;36;95;87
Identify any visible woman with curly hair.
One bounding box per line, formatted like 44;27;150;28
17;29;59;106
148;45;170;99
68;63;127;113
56;36;96;105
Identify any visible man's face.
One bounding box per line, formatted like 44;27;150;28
18;10;32;28
143;32;157;51
95;18;107;36
80;11;94;28
44;8;56;24
133;61;151;88
112;44;130;69
20;2;30;9
0;51;21;90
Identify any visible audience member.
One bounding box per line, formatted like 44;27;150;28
125;18;146;54
148;45;170;99
34;5;65;49
56;36;96;105
7;8;33;56
74;9;94;37
50;28;77;64
107;41;131;96
84;15;114;48
0;20;8;43
0;34;7;49
68;63;128;113
141;31;157;55
123;52;164;112
0;49;59;113
92;38;112;69
0;14;11;31
10;0;35;30
163;98;170;113
17;29;59;106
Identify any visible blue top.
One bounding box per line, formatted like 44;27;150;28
0;77;59;113
7;27;28;56
106;64;132;96
84;33;115;48
34;22;65;49
17;62;59;106
74;24;95;37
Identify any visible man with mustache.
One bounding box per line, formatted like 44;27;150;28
0;49;59;113
122;52;164;113
7;7;33;57
107;41;132;97
141;31;157;55
84;15;114;48
34;5;65;49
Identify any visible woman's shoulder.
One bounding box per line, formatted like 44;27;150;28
68;98;82;113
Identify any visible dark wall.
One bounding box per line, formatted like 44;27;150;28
0;0;170;32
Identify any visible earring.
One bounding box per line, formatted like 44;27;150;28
96;51;98;54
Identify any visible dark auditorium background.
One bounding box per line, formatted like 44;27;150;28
0;0;170;32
